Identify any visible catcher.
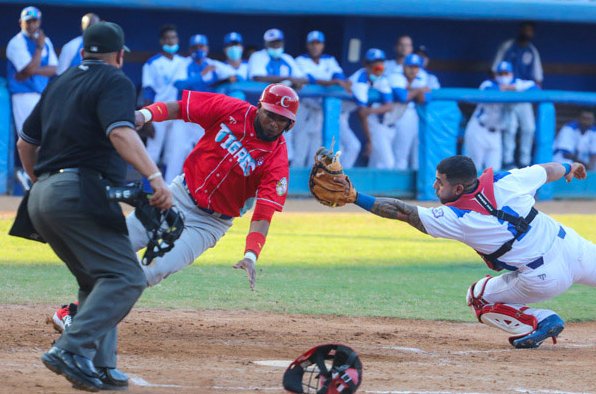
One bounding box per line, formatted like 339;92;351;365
310;151;595;349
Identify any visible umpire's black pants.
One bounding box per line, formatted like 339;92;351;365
28;171;146;367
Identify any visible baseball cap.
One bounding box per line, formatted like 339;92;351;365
224;32;243;45
83;21;130;53
364;48;386;63
496;61;513;73
306;30;325;43
21;6;41;21
404;53;424;67
189;34;208;47
264;28;284;42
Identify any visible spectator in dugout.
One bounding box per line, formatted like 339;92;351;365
57;12;101;75
385;35;413;76
553;109;596;170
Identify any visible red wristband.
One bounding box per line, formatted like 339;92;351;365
245;232;266;257
145;102;169;122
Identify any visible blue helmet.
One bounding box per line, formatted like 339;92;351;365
224;32;243;45
364;48;386;63
189;34;208;47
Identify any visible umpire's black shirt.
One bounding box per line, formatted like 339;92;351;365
20;59;136;185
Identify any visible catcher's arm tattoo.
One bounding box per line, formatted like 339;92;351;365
370;197;427;234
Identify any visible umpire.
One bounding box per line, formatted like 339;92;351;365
16;22;172;391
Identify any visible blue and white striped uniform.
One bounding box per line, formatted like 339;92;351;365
464;78;537;171
419;165;596;323
553;121;596;166
142;53;189;182
342;68;393;169
247;49;304;79
6;31;58;134
291;54;345;167
57;36;83;75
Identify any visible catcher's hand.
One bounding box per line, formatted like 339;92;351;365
309;146;357;207
233;258;256;290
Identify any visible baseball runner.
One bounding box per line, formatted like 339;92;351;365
553;109;596;170
385;53;433;170
141;24;188;183
292;30;350;167
464;61;538;171
314;154;594;348
50;84;297;327
56;13;100;75
493;22;543;169
341;48;394;169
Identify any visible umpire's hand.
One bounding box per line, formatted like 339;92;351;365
148;176;173;210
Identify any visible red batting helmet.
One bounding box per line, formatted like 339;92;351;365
258;83;299;122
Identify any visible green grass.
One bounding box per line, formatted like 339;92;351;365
1;213;595;322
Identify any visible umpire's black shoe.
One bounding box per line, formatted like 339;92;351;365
97;367;129;391
41;346;103;392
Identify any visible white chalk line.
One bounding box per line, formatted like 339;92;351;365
129;375;189;388
252;359;292;368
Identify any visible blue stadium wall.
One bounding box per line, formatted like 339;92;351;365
1;3;595;92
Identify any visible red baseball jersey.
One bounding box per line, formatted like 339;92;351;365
179;90;289;218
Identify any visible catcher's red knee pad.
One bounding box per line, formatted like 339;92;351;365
466;275;493;320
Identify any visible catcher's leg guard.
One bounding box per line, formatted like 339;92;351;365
466;276;537;339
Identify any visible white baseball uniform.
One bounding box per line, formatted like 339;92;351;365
385;71;435;170
6;31;58;134
553;121;596;166
57;35;83;75
464;78;537;171
493;40;543;167
142;53;188;182
248;49;305;163
342;69;393;169
418;165;596;325
292;54;345;167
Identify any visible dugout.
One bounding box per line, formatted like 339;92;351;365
0;0;595;198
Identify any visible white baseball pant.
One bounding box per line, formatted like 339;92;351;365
338;111;362;169
291;101;323;168
126;175;232;286
11;92;41;134
367;115;396;169
503;103;535;167
464;117;503;171
478;226;596;322
393;106;419;170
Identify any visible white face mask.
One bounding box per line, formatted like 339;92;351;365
267;47;284;59
496;75;513;85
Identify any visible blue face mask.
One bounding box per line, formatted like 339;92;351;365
369;74;379;82
162;44;179;54
225;45;243;61
267;47;284;59
191;49;207;60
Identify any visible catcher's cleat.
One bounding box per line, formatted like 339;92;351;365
510;314;565;349
47;302;78;334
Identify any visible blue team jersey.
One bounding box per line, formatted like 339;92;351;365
6;32;58;94
493;39;543;82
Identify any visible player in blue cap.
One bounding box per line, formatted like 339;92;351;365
292;31;351;167
464;60;539;171
222;31;249;81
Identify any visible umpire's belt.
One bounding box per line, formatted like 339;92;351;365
38;168;81;180
478;120;504;133
182;177;233;220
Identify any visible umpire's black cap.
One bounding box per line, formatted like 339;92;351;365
84;21;130;54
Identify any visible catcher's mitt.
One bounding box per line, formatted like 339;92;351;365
106;183;185;265
309;147;357;207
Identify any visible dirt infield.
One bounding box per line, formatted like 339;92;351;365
2;197;594;393
0;305;594;393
